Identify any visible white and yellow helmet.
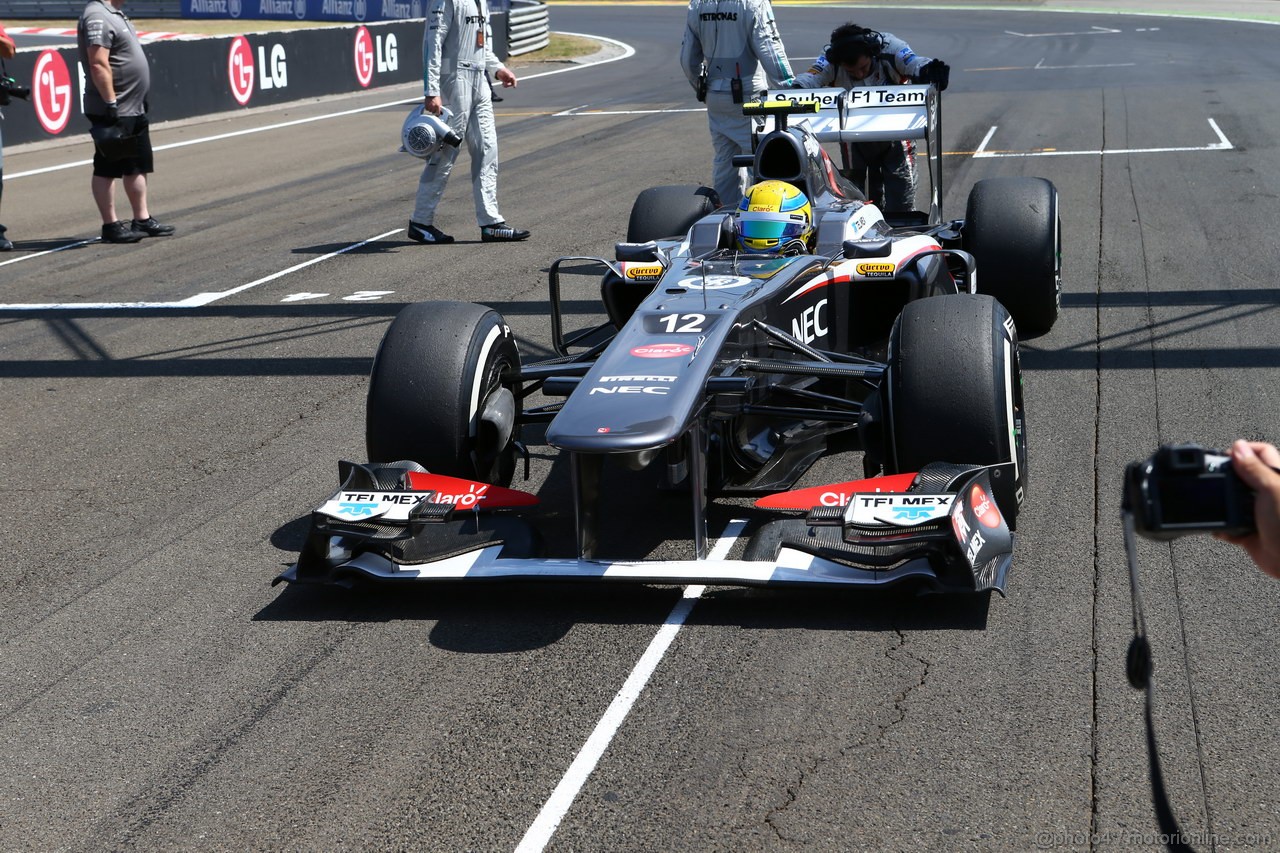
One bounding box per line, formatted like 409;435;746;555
736;180;814;254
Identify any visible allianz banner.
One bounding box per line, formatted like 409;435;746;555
181;0;510;22
2;21;426;146
181;0;426;23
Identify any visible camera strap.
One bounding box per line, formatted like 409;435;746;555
1122;510;1196;853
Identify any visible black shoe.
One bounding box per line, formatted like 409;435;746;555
407;220;454;244
132;217;175;237
101;220;143;244
0;225;11;252
480;222;530;242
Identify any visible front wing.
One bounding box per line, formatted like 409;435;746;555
277;463;1013;595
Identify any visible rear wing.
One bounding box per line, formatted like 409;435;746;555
756;85;935;143
754;84;942;222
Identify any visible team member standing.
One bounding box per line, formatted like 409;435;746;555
408;0;528;244
794;23;949;212
0;21;16;251
680;0;796;210
77;0;174;244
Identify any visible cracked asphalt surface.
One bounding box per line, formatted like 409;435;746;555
1;4;1278;851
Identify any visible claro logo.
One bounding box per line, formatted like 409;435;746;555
630;343;694;359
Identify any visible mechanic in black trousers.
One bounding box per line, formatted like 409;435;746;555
77;0;176;244
793;22;949;214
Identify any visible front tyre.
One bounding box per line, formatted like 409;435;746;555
963;176;1061;335
883;293;1027;524
366;301;520;485
626;185;719;242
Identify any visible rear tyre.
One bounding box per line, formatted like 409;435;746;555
366;301;520;486
883;293;1027;523
963;176;1061;335
626;185;719;242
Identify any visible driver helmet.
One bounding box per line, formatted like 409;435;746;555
736;180;814;254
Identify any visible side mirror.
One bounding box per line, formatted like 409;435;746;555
842;238;893;259
615;241;661;262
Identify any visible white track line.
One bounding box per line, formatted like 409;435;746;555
554;106;705;117
5;32;635;182
0;238;97;268
973;118;1232;158
514;519;748;853
0;229;401;310
0;31;634;307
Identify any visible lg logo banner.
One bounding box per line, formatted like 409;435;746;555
228;36;290;106
32;50;73;135
354;26;398;88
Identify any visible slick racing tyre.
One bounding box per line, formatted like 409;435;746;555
963;177;1061;335
626;185;719;242
882;293;1027;524
367;301;520;486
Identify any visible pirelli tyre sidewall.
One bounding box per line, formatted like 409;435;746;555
366;301;520;485
884;293;1027;525
626;185;719;242
963;176;1061;336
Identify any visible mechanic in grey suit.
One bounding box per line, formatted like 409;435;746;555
408;0;529;244
680;0;796;210
794;23;949;213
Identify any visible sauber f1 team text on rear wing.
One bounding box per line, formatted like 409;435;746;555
749;86;942;225
277;460;1016;595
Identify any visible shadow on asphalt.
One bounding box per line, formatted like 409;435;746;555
254;579;990;653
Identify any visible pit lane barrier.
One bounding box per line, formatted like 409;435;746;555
0;0;550;147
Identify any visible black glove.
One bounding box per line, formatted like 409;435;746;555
920;60;950;92
104;101;118;124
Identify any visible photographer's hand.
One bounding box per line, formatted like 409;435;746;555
1216;440;1280;578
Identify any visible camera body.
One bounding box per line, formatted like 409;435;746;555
1124;443;1256;540
0;75;31;106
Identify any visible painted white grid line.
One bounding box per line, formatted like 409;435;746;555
514;519;748;853
0;229;402;310
973;118;1231;158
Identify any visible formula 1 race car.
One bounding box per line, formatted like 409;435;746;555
278;94;1061;596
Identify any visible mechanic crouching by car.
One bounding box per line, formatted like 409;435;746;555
794;23;949;214
680;0;796;210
